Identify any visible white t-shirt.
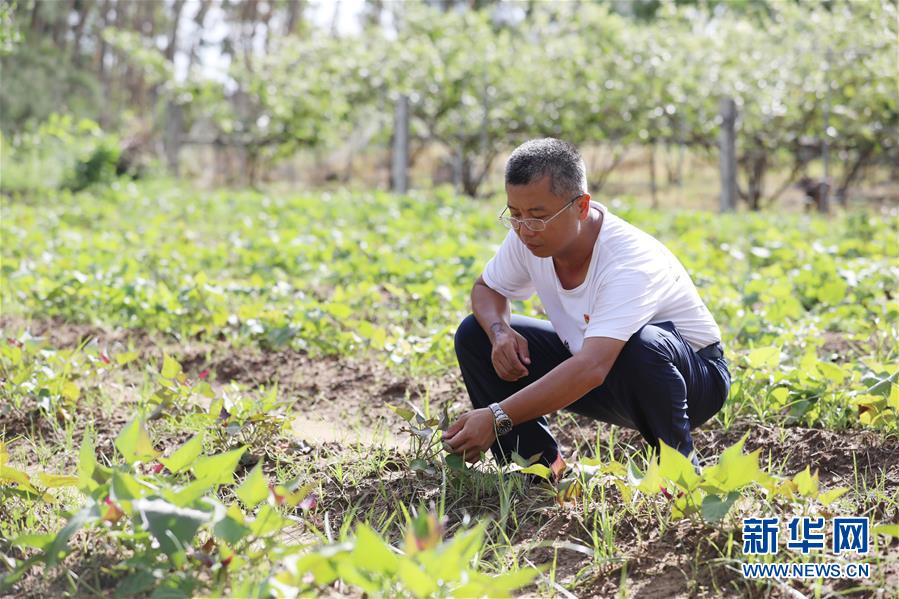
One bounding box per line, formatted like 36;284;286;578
482;200;721;355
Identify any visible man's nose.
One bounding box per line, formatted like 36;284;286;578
519;225;538;238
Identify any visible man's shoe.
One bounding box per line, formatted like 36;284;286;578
549;452;568;484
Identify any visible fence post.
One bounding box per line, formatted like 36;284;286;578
163;100;183;177
392;95;409;194
820;48;832;213
719;97;737;213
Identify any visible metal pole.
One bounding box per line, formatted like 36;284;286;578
820;48;832;213
392;95;409;194
719;97;737;213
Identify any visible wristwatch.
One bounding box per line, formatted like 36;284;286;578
488;403;513;436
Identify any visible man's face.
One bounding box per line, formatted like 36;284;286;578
505;175;587;258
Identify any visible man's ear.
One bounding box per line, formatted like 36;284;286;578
578;194;592;219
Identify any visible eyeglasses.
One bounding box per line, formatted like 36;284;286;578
499;194;583;232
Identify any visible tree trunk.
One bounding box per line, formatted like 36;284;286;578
836;143;874;206
165;0;186;62
363;0;382;29
330;0;341;36
95;0;113;127
30;0;45;35
588;144;626;195
71;0;93;64
459;148;497;198
284;0;305;35
743;151;767;211
52;0;75;49
766;156;809;207
649;142;658;209
164;101;183;177
187;0;212;72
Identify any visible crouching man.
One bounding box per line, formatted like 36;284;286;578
444;138;731;479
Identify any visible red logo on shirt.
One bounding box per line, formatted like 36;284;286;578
584;314;590;324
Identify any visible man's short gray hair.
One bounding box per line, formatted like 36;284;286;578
505;138;587;199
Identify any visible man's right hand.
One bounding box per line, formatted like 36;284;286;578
490;325;531;381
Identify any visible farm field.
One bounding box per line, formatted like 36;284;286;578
1;182;898;597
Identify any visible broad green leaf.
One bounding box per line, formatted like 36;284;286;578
159;434;204;474
133;498;210;558
289;552;340;585
161;354;181;379
889;383;899;410
11;533;54;550
672;488;703;519
792;466;819;497
746;346;780;369
272;480;316;508
816;361;847;385
397;558;438;598
701;435;768;493
658;440;699;491
61;381;79;402
818;487;849;506
213;503;251;545
111;470;147;502
334;560;380;595
425;524;486;582
409;458;435;474
37;473;79;488
701;492;740;522
518;463;551;480
235;462;268;508
444;453;466;471
324;303;352;319
78;434;96;490
351;524;399;575
511;451;545;467
191;447;246;486
873;524;899;538
115;419;159;464
816;278;847;305
1;465;40;495
249;504;288;536
164;477;219;506
387;403;415;422
115;350;139;365
485;567;541;593
115;570;157;597
629;458;663;495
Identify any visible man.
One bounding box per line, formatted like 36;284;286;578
443;138;730;480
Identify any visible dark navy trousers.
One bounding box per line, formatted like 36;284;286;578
454;314;731;467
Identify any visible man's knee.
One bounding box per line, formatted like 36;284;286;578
454;313;487;356
620;323;669;364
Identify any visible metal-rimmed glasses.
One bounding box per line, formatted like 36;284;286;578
499;193;584;232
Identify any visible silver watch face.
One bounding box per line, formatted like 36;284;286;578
490;404;513;435
496;415;513;435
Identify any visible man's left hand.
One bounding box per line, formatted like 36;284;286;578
443;408;496;463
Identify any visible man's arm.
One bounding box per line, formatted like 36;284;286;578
498;336;626;425
471;275;530;381
471;274;512;344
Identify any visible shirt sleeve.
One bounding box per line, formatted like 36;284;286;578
584;268;659;342
481;230;535;301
